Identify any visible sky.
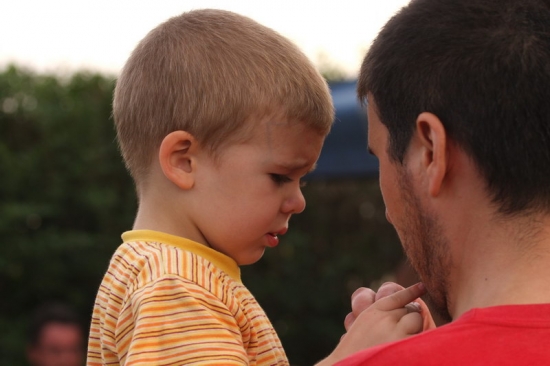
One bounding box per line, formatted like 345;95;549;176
1;0;411;77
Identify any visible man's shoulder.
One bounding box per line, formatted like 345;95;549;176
337;304;550;365
336;321;466;365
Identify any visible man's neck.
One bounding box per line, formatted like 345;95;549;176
449;212;550;319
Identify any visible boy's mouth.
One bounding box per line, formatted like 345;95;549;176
266;228;287;247
266;233;279;247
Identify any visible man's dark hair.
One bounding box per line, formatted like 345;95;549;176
358;0;550;215
27;302;83;347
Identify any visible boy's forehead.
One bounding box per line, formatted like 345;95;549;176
248;107;330;137
250;115;308;138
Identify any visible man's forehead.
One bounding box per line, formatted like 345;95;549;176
365;98;385;155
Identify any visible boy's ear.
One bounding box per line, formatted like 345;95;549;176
414;112;448;197
158;130;198;190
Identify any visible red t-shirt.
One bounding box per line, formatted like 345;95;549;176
336;304;550;365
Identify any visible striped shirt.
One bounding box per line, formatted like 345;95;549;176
87;230;288;365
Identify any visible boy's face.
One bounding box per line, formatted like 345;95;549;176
190;119;325;265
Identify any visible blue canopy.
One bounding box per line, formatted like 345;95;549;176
308;80;379;179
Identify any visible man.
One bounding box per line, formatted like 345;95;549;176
333;0;550;364
27;303;84;366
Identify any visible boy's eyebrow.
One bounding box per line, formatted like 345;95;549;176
276;162;318;173
307;163;318;173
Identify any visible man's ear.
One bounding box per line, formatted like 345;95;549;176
158;130;198;190
415;112;448;197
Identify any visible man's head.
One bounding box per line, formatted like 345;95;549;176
359;0;550;319
27;303;84;366
359;0;550;216
114;9;333;191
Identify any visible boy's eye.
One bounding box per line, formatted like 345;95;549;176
270;174;292;185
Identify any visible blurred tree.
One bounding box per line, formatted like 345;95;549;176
0;65;136;365
0;65;405;366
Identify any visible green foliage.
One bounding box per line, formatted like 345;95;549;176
0;65;404;366
0;65;136;365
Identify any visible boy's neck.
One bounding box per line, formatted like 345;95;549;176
133;174;208;247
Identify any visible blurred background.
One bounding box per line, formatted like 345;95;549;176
1;1;421;365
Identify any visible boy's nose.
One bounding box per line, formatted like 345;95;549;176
281;187;306;214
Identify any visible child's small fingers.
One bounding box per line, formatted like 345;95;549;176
398;311;424;335
344;312;356;331
351;287;376;301
351;287;376;317
404;301;422;314
376;283;427;312
410;298;437;330
375;282;405;301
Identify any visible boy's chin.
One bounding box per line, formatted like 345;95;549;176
236;249;267;266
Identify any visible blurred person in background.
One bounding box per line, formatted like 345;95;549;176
27;302;84;366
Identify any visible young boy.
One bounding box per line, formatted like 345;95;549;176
86;8;430;366
86;8;333;366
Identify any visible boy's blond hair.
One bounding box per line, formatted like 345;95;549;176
114;9;334;184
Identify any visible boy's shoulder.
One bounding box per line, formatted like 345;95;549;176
111;238;203;276
108;237;241;294
114;239;172;268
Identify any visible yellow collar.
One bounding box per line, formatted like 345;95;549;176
121;230;241;282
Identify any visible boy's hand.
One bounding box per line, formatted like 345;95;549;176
316;283;429;366
345;282;436;332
